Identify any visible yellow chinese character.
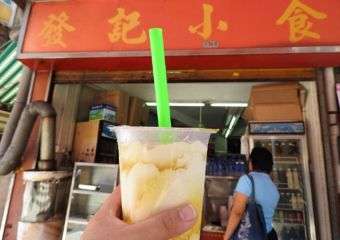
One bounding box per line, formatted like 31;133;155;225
108;8;146;45
39;12;75;47
276;0;327;43
189;3;228;40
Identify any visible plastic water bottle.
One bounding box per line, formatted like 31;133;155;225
241;162;245;174
225;159;230;176
235;162;241;176
222;159;227;176
217;158;224;176
212;160;218;176
230;159;236;176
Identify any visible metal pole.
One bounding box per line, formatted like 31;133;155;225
324;68;340;194
316;69;340;239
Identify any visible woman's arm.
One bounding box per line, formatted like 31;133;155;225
223;192;248;240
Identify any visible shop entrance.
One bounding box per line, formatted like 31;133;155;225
52;69;320;240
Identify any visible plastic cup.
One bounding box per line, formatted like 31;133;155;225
114;126;212;240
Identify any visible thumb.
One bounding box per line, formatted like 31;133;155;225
132;204;197;240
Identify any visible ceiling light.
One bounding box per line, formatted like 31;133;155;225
210;103;248;108
225;116;238;138
145;102;205;107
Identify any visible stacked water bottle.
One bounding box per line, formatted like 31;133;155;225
206;154;247;177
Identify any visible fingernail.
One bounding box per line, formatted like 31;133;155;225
179;205;197;221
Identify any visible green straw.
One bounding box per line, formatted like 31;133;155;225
149;28;172;128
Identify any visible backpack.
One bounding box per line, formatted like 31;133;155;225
231;175;268;240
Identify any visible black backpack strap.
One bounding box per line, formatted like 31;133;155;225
246;174;256;201
247;174;268;238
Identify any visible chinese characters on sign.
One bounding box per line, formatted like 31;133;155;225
276;0;327;42
188;3;228;40
108;8;146;45
39;12;75;47
36;1;332;51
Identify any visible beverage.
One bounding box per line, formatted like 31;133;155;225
212;160;219;176
292;168;299;189
291;193;297;209
296;212;303;224
268;142;273;152
283;193;290;207
240;161;246;174
279;210;284;223
275;141;282;155
297;194;304;209
115;126;211;240
287;168;293;188
288;141;299;156
278;168;287;187
225;158;231;176
272;168;279;184
288;212;295;224
235;162;241;176
230;157;236;176
217;157;224;176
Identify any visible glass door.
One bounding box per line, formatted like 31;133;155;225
250;136;316;240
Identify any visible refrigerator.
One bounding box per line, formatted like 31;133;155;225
247;134;317;240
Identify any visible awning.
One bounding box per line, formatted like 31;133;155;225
0;40;23;106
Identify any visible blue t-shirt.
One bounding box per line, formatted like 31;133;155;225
234;172;280;233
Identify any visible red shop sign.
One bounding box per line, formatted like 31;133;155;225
18;0;340;70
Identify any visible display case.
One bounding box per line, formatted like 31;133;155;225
62;162;119;240
203;154;246;236
249;135;316;240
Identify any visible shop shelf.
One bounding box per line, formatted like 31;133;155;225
206;176;239;180
206;195;229;199
73;189;111;197
274;154;300;158
68;217;89;226
278;187;303;192
273;222;306;227
274;161;300;165
277;208;304;212
202;225;225;233
98;153;116;157
63;163;119;240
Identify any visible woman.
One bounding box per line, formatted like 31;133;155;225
224;147;280;240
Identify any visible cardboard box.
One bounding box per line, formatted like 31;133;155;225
244;83;304;122
72;120;101;163
89;104;116;123
128;97;145;126
249;83;303;105
247;103;302;122
94;90;130;124
141;107;150;125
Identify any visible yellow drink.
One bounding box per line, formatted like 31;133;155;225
115;127;211;240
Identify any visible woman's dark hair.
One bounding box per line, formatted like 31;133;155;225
249;147;273;174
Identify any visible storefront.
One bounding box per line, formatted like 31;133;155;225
1;1;340;240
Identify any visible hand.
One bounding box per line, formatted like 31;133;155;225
223;234;230;240
82;187;197;240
